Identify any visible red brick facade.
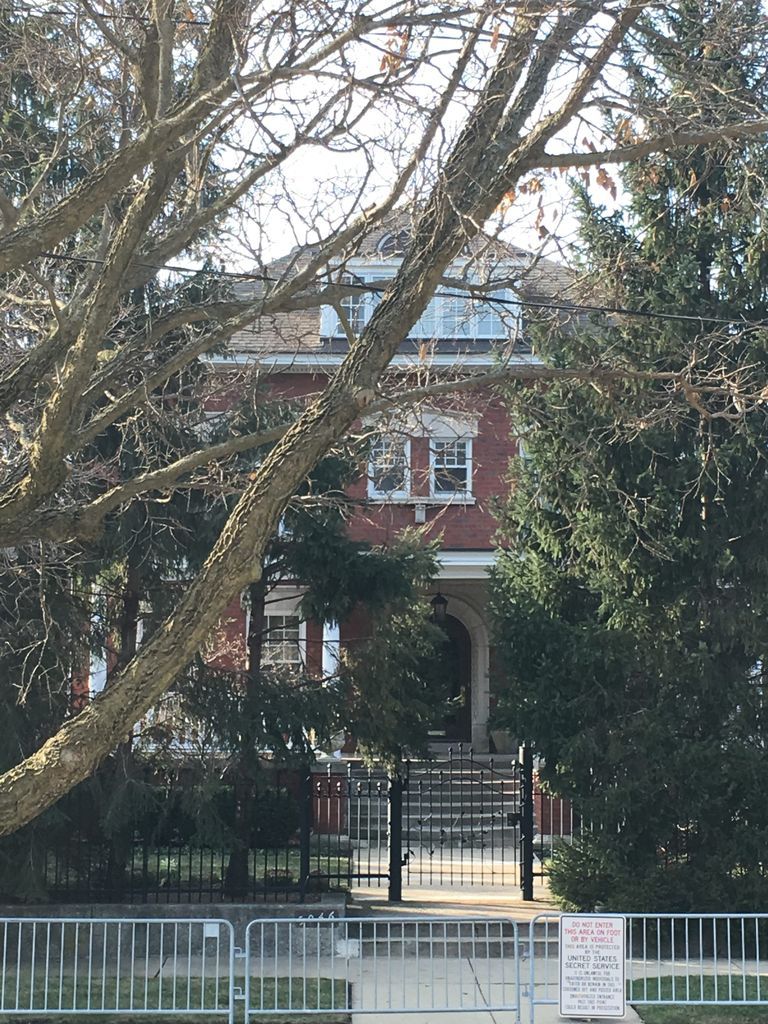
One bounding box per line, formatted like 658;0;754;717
206;363;518;753
264;370;515;550
200;220;571;751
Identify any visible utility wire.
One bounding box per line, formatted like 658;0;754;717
36;249;768;330
4;1;210;23
10;1;768;71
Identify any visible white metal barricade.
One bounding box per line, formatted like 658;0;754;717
527;911;561;1022
11;910;767;1021
528;912;768;1023
0;918;235;1022
244;915;521;1018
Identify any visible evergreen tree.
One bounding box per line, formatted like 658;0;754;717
491;0;768;912
152;444;445;896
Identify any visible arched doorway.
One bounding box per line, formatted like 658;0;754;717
440;614;472;742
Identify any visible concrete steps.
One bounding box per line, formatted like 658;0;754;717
405;763;521;853
343;759;521;844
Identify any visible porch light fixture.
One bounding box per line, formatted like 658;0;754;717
430;592;448;624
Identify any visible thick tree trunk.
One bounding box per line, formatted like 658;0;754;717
0;12;644;836
104;554;142;898
224;578;265;897
0;238;519;831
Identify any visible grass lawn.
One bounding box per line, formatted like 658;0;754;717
0;974;350;1022
632;974;768;1024
46;848;351;896
639;1008;768;1023
252;976;350;1012
0;1017;350;1024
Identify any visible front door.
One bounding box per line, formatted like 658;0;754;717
442;614;472;742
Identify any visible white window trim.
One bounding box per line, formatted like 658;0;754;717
322;620;340;679
366;494;477;507
430;436;473;499
262;613;305;669
367;436;411;500
245;588;307;669
363;408;478;440
412;410;479;439
320;260;520;341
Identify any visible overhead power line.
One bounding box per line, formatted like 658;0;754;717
9;1;768;72
4;1;210;24
36;249;768;330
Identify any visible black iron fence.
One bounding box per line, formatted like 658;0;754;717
41;838;326;903
5;753;551;904
310;766;392;889
8;764;394;905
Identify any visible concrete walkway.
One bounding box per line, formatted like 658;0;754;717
353;1005;644;1024
250;951;644;1023
350;879;558;923
247;950;643;1023
345;885;639;1022
167;939;763;1022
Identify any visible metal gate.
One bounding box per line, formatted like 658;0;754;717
0;918;235;1020
0;915;522;1021
403;748;523;890
306;748;536;900
244;916;521;1019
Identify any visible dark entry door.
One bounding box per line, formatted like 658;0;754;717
442;614;472;741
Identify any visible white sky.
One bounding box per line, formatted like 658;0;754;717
206;7;627;276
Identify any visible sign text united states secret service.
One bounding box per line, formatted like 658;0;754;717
559;914;626;1019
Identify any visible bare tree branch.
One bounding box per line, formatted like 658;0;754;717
526;118;768;170
1;0;767;834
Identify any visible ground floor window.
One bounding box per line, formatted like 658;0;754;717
263;613;303;667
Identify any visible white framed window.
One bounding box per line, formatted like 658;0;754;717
368;436;411;499
338;275;371;334
321;264;519;340
430;437;473;497
262;613;303;668
412;288;515;339
321;271;389;337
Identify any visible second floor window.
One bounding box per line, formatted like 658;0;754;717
368;437;410;499
431;438;472;497
263;614;303;668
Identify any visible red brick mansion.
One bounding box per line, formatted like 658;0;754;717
208;222;569;755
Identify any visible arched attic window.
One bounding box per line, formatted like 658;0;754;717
377;229;410;258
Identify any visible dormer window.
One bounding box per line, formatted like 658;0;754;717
321;264;519;341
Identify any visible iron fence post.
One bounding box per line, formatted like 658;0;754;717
521;743;534;901
388;771;404;902
299;769;312;899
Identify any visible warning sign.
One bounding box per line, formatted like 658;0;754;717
559;914;626;1019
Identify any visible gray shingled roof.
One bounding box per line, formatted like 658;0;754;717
228;210;577;357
